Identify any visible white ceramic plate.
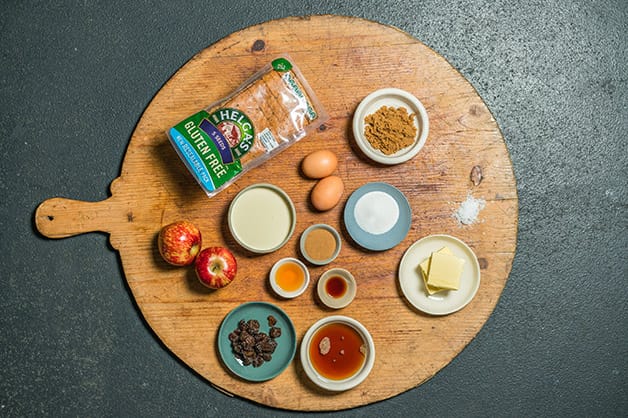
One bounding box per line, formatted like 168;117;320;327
352;88;429;165
398;234;480;315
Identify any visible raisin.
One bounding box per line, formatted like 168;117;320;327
269;327;282;338
247;319;260;331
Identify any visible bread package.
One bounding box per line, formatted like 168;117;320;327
167;55;328;197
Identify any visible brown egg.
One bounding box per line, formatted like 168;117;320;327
311;176;344;211
301;150;338;179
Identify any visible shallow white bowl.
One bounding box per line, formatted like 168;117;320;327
352;88;429;165
269;257;310;299
300;315;375;392
228;183;296;254
299;223;342;266
317;268;357;309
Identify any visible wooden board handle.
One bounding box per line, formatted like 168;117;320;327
34;177;136;244
35;196;120;239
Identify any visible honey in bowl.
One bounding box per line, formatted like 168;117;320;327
275;261;305;292
325;275;347;298
270;257;310;299
308;322;366;380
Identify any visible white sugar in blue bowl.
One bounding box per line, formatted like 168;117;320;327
343;182;412;251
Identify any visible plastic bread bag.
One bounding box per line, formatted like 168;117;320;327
167;55;329;197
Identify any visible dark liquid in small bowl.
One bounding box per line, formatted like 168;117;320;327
325;276;347;298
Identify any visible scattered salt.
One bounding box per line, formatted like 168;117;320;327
454;193;486;225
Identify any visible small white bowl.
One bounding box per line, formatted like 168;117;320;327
300;315;375;392
299;224;341;266
269;257;310;299
352;88;429;165
317;268;357;309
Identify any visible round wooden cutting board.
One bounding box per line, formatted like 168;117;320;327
36;16;518;411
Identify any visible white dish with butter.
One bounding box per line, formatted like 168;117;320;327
228;183;296;254
398;234;480;315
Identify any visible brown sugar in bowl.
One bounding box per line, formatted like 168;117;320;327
352;87;429;165
300;224;341;265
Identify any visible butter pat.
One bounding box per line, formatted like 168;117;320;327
426;251;465;290
419;247;452;295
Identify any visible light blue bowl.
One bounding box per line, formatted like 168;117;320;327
217;301;296;382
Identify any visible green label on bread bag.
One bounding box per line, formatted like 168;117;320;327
167;108;255;193
272;57;292;72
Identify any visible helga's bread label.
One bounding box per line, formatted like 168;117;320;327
167;55;328;197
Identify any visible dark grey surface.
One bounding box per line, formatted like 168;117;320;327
1;0;626;416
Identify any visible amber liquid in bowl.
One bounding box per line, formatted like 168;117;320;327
275;261;305;292
325;276;347;298
308;322;366;380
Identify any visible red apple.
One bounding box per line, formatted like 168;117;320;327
195;247;237;289
158;221;202;266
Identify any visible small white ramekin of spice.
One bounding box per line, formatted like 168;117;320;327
352;88;429;165
300;224;341;265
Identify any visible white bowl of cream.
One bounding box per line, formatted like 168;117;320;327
228;183;296;253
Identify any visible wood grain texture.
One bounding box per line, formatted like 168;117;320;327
35;16;518;411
